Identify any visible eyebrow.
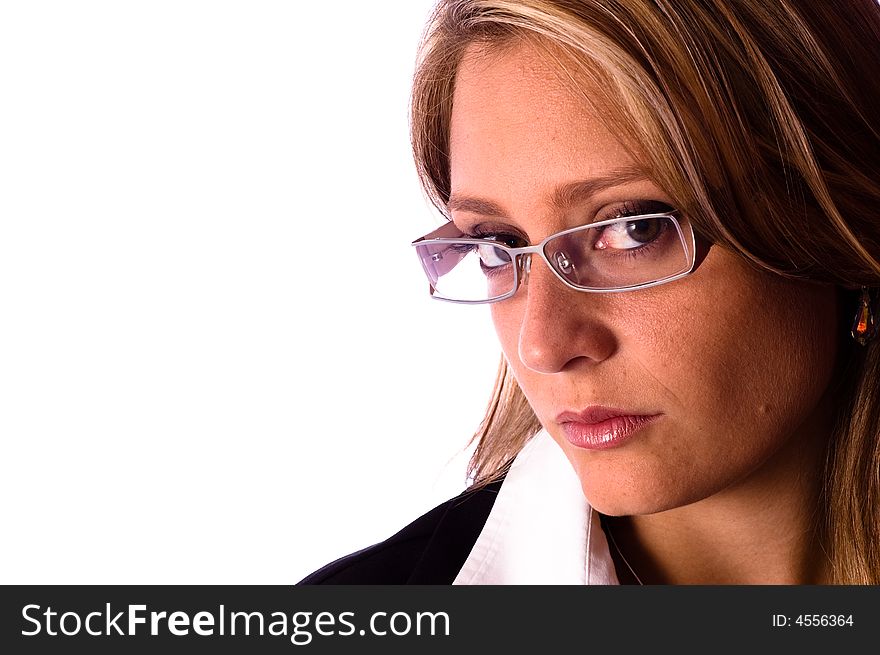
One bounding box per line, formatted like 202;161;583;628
446;195;507;217
446;166;651;217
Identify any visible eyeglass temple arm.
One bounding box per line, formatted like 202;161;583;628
411;220;463;243
691;231;712;270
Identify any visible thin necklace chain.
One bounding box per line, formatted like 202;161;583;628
605;521;644;586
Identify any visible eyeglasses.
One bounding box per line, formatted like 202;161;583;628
411;212;701;304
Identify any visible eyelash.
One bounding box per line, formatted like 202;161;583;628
609;200;672;220
468;228;525;247
465;199;675;245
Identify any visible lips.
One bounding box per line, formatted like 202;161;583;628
556;406;661;450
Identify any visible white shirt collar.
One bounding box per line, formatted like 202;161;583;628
453;429;620;585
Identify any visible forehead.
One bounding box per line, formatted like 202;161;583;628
449;41;639;203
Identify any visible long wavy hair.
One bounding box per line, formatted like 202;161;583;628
409;0;880;583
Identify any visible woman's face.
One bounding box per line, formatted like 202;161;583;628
448;42;840;515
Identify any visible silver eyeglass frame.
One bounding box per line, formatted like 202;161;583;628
411;211;700;305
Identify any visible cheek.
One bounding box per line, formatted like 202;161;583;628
657;265;838;448
617;258;839;509
489;304;521;363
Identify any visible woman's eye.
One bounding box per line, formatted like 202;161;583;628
471;231;526;248
476;243;512;268
595;218;666;250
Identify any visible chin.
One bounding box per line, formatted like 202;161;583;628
583;490;660;517
578;477;710;517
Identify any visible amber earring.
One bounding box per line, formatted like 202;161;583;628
852;286;877;346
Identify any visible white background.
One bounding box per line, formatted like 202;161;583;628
0;1;502;583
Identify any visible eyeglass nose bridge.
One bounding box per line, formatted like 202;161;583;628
512;246;561;292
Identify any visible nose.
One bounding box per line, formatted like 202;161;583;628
515;254;617;374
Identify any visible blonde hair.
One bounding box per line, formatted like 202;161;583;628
410;0;880;583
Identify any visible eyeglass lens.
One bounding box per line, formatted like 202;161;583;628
415;215;691;302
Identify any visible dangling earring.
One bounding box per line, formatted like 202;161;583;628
851;286;877;346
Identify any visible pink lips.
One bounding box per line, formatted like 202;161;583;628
556;406;661;450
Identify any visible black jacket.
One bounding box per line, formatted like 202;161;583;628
297;479;504;584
